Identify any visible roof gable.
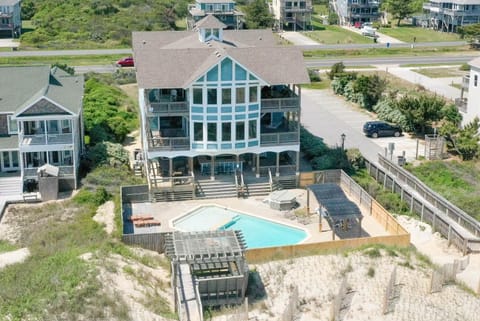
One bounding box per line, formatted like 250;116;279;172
16;97;71;117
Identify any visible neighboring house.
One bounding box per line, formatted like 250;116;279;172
271;0;313;30
331;0;381;26
457;57;480;126
132;14;309;197
422;0;480;32
0;66;84;193
0;0;21;38
187;0;244;30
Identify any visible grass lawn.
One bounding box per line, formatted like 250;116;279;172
313;4;328;16
405;160;480;221
301;79;331;90
303;24;373;45
0;54;126;66
379;26;461;43
412;67;468;78
0;240;18;254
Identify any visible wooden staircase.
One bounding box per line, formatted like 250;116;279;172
195;177;237;199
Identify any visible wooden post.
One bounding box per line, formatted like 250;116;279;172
169;158;173;177
256;154;260;178
211;155;215;180
275;152;280;177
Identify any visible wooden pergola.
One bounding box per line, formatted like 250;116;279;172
306;183;363;240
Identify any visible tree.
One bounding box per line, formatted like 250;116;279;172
394;94;445;134
21;0;36;20
382;0;421;26
458;23;480;41
327;62;346;80
440;117;480;160
244;0;274;29
352;74;387;110
52;63;75;75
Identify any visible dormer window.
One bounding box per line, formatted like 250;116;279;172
213;28;219;38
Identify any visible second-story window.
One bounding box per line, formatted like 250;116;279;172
7;115;17;134
207;88;217;104
222;88;231;104
194;123;203;141
236;87;245;104
193;88;203;104
207;123;217;141
249;86;257;103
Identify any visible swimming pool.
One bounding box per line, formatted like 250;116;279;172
172;205;308;249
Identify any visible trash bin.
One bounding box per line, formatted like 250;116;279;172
397;155;406;166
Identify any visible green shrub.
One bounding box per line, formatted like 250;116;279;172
367;266;375;277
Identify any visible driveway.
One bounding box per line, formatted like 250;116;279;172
280;31;320;46
341;25;404;44
301;88;424;162
0;38;19;48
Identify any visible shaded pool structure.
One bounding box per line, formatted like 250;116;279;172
172;205;308;249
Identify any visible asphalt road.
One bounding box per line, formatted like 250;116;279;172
304;54;479;68
0;41;468;57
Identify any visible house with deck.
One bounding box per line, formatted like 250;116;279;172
271;0;313;30
422;0;480;32
0;0;21;38
132;14;309;201
187;0;244;30
456;56;480;126
331;0;381;26
0;66;84;197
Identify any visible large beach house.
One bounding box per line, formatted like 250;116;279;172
331;0;382;26
423;0;480;32
271;0;313;30
0;0;21;38
132;15;309;200
456;57;480;126
187;0;244;30
0;66;84;195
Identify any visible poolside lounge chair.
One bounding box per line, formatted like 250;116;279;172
129;215;154;222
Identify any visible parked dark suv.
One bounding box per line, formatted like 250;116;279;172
363;121;402;138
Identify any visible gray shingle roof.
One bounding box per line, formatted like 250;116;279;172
0;66;84;116
195;14;227;29
133;25;309;89
469;56;480;69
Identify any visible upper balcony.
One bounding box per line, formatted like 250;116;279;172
20;133;73;147
261;85;300;112
147;129;190;152
260;118;299;147
146;89;189;115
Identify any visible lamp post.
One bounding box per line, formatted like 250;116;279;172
341;133;346;150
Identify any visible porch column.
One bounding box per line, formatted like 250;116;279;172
275;152;280;177
188;157;193;175
210;155;215;180
358;217;363;238
296;151;300;173
256;154;260;178
306;188;310;213
169;158;173;177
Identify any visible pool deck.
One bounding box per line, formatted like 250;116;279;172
125;189;390;243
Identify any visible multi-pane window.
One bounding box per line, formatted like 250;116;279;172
236;121;245;140
249;120;257;139
207;88;217;104
7;115;17;134
194;123;203;141
193;88;203;104
236;87;245;104
249;86;257;103
207;123;217;141
222;123;231;141
222;88;231;104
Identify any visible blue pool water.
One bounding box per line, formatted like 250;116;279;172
173;205;307;249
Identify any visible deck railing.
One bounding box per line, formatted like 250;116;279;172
24;165;74;178
261;96;300;111
148;137;190;151
148;101;189;114
260;132;299;146
20;133;73;146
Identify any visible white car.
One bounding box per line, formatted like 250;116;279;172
361;26;377;37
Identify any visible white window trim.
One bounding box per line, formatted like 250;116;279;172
7;115;18;134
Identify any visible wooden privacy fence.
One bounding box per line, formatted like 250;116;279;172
366;155;480;254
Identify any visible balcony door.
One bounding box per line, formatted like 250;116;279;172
24;120;45;135
1;151;19;172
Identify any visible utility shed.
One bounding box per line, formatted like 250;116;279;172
165;230;249;312
307;183;363;240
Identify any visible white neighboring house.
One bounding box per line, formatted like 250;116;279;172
0;66;85;193
423;0;480;32
456;57;480;126
271;0;313;30
0;0;21;38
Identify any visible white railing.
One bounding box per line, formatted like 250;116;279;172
20;133;73;146
24;165;74;178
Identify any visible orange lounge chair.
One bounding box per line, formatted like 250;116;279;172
130;215;154;222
